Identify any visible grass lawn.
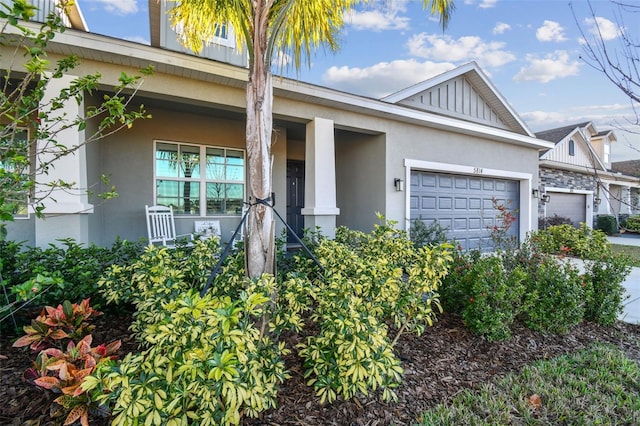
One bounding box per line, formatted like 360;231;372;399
611;243;640;267
418;344;640;425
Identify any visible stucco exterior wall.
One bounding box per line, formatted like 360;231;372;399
96;106;252;246
335;132;386;232
384;122;539;231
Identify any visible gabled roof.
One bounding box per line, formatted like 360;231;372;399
381;61;534;137
594;129;617;143
537;121;607;171
535;121;592;145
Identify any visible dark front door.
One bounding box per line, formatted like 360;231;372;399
286;161;305;243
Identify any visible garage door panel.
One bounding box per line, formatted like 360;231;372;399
469;218;482;230
411;171;520;251
455;178;468;189
439;176;453;188
455;198;467;209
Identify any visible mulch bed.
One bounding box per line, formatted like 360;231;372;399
2;313;640;426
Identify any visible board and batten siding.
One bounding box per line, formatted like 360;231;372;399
542;137;593;168
396;76;509;130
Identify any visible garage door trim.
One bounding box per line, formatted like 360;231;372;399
543;186;594;228
404;159;533;244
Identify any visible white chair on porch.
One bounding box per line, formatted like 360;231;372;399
145;205;193;248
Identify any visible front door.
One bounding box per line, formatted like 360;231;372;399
286;161;305;243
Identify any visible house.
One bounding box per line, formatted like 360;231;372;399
3;1;553;252
612;160;640;178
536;122;640;228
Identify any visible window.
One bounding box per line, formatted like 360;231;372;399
0;128;29;217
172;20;235;48
568;139;575;156
604;142;610;164
154;141;245;216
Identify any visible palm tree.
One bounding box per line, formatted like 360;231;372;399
167;0;455;278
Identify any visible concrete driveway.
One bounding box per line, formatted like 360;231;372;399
608;234;640;325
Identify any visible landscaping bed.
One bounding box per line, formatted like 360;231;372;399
2;312;639;425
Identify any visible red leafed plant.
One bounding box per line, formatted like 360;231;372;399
13;299;120;426
12;298;102;351
25;335;121;426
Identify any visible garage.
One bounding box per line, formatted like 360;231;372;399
410;171;520;251
544;192;586;227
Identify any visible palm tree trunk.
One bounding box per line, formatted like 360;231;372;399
246;0;274;278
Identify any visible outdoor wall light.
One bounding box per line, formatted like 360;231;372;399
594;196;601;207
541;194;551;204
394;178;405;192
532;189;539;198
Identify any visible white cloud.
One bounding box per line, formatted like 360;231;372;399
462;0;497;8
536;20;567;42
87;0;138;15
322;59;456;98
346;10;410;31
584;16;620;41
407;33;516;68
346;2;410;31
493;22;511;35
479;0;498;9
272;51;292;68
513;50;580;83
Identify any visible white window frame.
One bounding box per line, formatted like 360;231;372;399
153;140;246;217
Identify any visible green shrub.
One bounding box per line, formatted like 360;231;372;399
520;257;585;334
440;249;525;341
439;247;476;314
583;253;632;325
595;215;618;235
296;218;452;403
530;224;610;260
538;214;572;230
87;286;288;426
624;215;640;232
410;218;449;248
463;259;526;341
1;238;145;331
97;218;452;414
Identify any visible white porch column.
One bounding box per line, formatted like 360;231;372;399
599;182;611;215
301;117;340;238
34;73;93;247
622;186;633;215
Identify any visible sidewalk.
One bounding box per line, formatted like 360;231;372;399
607;235;640;324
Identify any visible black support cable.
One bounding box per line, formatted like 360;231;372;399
200;197;325;297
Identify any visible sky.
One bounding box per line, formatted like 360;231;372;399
77;0;640;162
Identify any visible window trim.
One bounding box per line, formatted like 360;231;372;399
153;139;246;217
568;139;575;156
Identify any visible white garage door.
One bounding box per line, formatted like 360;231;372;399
410;171;520;251
545;192;586;227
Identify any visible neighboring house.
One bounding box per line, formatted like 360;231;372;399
28;0;88;30
536;122;640;228
612;159;640;178
3;1;552;252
